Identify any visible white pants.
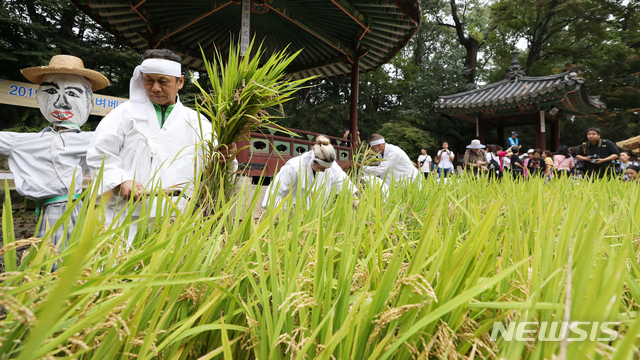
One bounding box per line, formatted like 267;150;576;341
104;196;187;246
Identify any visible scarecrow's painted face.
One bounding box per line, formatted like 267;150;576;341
37;74;93;126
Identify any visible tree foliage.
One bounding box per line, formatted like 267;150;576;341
0;0;139;131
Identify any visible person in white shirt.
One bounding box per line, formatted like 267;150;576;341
262;136;357;208
359;134;420;187
435;141;455;179
417;146;432;179
87;49;234;244
0;55;109;262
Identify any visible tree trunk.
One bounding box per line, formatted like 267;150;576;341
463;37;480;84
448;0;480;84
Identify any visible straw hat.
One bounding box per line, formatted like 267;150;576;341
21;55;109;91
466;139;486;149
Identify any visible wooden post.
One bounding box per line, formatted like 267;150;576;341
553;118;560;151
350;56;359;154
497;124;504;149
535;111;545;151
477;117;485;144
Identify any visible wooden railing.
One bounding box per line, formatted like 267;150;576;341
235;125;353;179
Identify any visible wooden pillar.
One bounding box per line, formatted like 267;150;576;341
497;124;504;149
477;117;486;144
349;56;359;153
553;118;560;151
535;111;546;151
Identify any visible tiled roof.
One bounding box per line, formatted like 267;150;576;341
434;52;605;117
434;72;605;113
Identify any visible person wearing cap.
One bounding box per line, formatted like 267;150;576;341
463;139;487;175
575;127;620;179
0;55;109;263
506;131;521;150
262;135;357;208
358;134;420;187
87;49;235;243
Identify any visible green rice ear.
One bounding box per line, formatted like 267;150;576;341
194;38;315;212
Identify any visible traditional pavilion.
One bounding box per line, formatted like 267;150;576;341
71;0;421;149
434;51;606;151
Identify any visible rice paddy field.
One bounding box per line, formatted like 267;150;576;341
1;175;639;359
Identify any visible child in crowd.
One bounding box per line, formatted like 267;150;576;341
510;146;525;180
543;150;554;178
553;146;575;178
527;149;547;177
485;144;502;180
497;146;507;171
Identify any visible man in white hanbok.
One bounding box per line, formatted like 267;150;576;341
360;134;420;187
262;136;357;209
0;55;109;261
87;49;234;243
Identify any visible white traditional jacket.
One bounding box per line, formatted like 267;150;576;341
262;151;356;208
87;99;212;214
0;129;93;200
363;143;420;187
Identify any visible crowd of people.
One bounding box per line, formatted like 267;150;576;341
416;128;639;182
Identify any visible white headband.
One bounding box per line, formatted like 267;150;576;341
129;58;182;118
139;59;182;77
370;138;385;146
314;158;334;168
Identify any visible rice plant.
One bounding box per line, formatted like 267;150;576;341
192;40;314;213
2;172;639;359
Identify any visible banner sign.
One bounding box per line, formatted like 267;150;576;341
0;79;128;117
240;0;251;57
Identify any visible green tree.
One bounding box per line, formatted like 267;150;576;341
0;0;139;131
423;0;494;84
378;120;436;161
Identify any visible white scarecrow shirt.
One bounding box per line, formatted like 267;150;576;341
0;74;94;202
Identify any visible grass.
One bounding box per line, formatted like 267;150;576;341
1;173;639;359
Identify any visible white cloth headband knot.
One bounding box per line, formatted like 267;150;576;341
370;138;385;146
129;58;182;118
311;152;334;168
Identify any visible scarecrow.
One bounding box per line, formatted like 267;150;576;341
0;55;109;257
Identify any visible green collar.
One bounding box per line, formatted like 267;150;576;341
152;102;176;127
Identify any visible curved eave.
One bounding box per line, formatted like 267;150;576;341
434;74;606;119
71;0;420;79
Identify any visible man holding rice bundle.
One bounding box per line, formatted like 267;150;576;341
262;135;357;208
358;134;420;187
87;49;234;243
0;55;109;262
